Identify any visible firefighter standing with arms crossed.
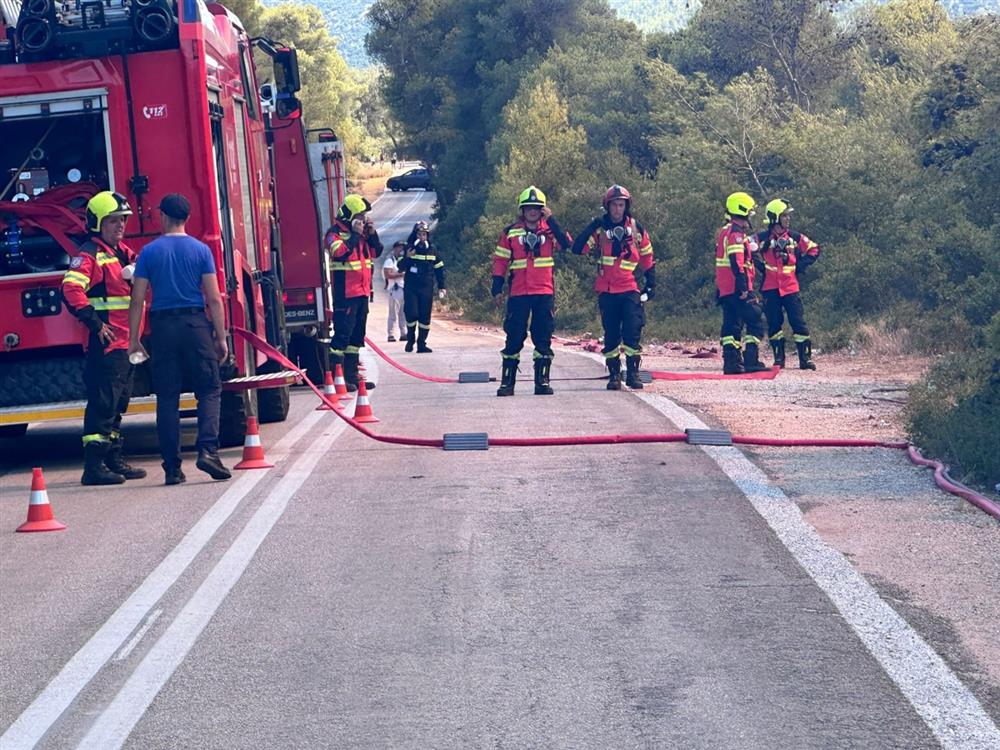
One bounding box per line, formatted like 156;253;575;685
400;220;446;353
716;191;769;374
326;194;382;390
61;191;146;485
753;198;820;369
571;185;656;390
492;186;572;396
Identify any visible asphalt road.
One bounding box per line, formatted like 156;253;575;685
1;189;997;749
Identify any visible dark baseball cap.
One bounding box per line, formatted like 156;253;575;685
159;193;191;221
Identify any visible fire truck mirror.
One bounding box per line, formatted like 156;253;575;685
272;48;301;95
275;96;302;121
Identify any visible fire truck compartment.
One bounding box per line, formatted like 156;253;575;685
1;90;112;276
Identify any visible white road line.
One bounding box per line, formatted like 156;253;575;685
75;362;375;748
0;406;326;750
636;392;1000;750
372;192;425;231
113;610;162;663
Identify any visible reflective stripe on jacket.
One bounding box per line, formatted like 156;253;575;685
715;220;755;297
399;239;445;292
754;229;820;296
576;216;654;294
325;219;382;301
61;237;136;353
492;218;570;297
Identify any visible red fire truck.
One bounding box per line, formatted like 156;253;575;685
270;120;345;384
0;0;329;444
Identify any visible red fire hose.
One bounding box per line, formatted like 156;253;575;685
235;329;1000;520
906;446;1000;520
364;337;458;383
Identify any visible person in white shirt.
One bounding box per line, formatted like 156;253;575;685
383;241;407;341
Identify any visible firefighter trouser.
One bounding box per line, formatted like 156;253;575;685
150;309;222;468
501;294;554;361
719;293;765;350
404;286;433;333
330;296;369;360
82;345;133;446
598;291;644;358
762;290;810;344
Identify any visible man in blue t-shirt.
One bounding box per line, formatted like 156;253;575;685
128;193;232;485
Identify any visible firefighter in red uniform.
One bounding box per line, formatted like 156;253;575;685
61;191;147;485
571;185;656;390
326;194;383;391
492;186;572;396
752;198;820;369
716;192;769;375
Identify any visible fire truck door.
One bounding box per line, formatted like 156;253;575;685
209;104;238;304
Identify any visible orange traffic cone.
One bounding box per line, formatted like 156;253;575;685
234;417;274;470
16;468;66;533
352;379;380;423
316;370;343;411
333;364;352;400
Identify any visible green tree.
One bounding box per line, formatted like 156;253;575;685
366;0;622;213
655;0;850;110
258;4;361;133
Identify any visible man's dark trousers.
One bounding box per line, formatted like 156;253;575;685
719;294;765;342
150;308;221;470
598;291;644;355
82;344;133;442
330;296;369;356
762;290;809;339
502;294;554;359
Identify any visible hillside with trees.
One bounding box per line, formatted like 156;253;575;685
223;0;394;167
264;0;1000;67
366;0;1000;486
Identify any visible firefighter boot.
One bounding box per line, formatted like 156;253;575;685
106;436;147;480
722;347;744;375
606;357;623;390
81;442;126;486
343;353;375;392
771;339;786;368
404;326;416;352
496;359;517;397
796;340;817;370
743;343;770;373
625;355;644;389
416;327;432;353
533;359;553;395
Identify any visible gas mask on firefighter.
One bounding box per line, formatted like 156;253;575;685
775;236;791;263
607;225;632;257
523;232;542;256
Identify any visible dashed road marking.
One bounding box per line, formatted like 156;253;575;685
75;354;378;749
1;406;327;750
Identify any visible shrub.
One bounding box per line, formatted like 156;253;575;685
906;313;1000;488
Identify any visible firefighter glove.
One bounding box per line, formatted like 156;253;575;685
491;275;505;297
75;305;104;335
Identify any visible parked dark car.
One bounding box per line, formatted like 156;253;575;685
386;168;432;191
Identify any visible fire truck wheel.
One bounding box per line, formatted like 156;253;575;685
258;386;290;424
0;356;86;408
0;424;28;439
289;332;324;385
255;358;291;424
219;390;251;448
